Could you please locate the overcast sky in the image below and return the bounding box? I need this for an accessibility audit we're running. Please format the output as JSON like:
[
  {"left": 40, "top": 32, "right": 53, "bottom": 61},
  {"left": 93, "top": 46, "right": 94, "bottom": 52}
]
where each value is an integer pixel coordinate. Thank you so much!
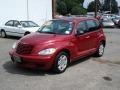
[
  {"left": 0, "top": 0, "right": 120, "bottom": 26},
  {"left": 83, "top": 0, "right": 120, "bottom": 8}
]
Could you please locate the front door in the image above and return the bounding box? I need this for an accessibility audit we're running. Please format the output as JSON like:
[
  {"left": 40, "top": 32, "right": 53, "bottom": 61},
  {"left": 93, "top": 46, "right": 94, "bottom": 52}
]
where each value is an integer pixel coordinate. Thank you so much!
[{"left": 75, "top": 21, "right": 91, "bottom": 57}]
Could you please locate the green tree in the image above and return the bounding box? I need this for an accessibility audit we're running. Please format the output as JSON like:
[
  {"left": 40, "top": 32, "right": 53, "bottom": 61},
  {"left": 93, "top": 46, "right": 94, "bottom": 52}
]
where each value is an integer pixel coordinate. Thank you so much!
[
  {"left": 74, "top": 0, "right": 84, "bottom": 6},
  {"left": 71, "top": 6, "right": 87, "bottom": 15},
  {"left": 57, "top": 0, "right": 67, "bottom": 15},
  {"left": 56, "top": 0, "right": 86, "bottom": 15},
  {"left": 87, "top": 1, "right": 95, "bottom": 12},
  {"left": 87, "top": 0, "right": 101, "bottom": 12},
  {"left": 103, "top": 0, "right": 118, "bottom": 13}
]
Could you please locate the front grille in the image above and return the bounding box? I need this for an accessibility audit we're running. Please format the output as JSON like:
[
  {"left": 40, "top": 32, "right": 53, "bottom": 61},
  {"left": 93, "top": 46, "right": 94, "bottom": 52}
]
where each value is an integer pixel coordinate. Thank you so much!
[{"left": 16, "top": 43, "right": 33, "bottom": 54}]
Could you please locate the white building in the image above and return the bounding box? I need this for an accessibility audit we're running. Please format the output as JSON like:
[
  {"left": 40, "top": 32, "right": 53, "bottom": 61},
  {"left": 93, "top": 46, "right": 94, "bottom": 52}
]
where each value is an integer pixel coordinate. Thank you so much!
[{"left": 0, "top": 0, "right": 52, "bottom": 26}]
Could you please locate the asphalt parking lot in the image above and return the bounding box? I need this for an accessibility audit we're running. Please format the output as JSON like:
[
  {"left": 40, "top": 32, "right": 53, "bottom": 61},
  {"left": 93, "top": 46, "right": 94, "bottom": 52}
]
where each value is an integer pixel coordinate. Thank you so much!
[{"left": 0, "top": 28, "right": 120, "bottom": 90}]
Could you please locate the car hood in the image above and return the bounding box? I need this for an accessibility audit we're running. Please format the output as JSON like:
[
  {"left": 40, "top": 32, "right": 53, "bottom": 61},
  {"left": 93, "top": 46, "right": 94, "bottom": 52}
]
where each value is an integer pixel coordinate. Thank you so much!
[
  {"left": 103, "top": 22, "right": 114, "bottom": 25},
  {"left": 22, "top": 27, "right": 40, "bottom": 32},
  {"left": 19, "top": 32, "right": 70, "bottom": 45}
]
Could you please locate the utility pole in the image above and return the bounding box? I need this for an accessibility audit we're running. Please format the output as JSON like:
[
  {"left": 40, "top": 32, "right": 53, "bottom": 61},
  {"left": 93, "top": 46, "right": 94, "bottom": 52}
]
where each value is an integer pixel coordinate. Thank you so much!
[
  {"left": 27, "top": 0, "right": 29, "bottom": 20},
  {"left": 52, "top": 0, "right": 56, "bottom": 19},
  {"left": 95, "top": 0, "right": 98, "bottom": 18},
  {"left": 110, "top": 0, "right": 112, "bottom": 14}
]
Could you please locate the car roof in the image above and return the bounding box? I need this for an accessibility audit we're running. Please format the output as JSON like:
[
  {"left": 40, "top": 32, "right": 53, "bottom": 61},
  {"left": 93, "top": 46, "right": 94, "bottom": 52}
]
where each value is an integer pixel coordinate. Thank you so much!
[{"left": 53, "top": 17, "right": 97, "bottom": 22}]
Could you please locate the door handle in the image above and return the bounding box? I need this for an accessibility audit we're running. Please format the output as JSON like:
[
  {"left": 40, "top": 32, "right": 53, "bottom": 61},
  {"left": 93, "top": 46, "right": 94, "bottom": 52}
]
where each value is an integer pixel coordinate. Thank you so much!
[{"left": 85, "top": 36, "right": 90, "bottom": 38}]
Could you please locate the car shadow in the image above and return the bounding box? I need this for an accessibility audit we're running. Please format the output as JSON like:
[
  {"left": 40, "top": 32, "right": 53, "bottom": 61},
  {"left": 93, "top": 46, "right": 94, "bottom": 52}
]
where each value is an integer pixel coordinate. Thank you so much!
[
  {"left": 0, "top": 36, "right": 21, "bottom": 40},
  {"left": 3, "top": 56, "right": 92, "bottom": 76},
  {"left": 3, "top": 61, "right": 47, "bottom": 76},
  {"left": 69, "top": 56, "right": 91, "bottom": 67}
]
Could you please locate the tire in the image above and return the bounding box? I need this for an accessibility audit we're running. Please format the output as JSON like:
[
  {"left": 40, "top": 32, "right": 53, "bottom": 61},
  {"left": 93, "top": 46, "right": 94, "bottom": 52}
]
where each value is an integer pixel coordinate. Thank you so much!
[
  {"left": 53, "top": 52, "right": 69, "bottom": 73},
  {"left": 24, "top": 32, "right": 30, "bottom": 36},
  {"left": 95, "top": 43, "right": 105, "bottom": 57},
  {"left": 1, "top": 30, "right": 7, "bottom": 38}
]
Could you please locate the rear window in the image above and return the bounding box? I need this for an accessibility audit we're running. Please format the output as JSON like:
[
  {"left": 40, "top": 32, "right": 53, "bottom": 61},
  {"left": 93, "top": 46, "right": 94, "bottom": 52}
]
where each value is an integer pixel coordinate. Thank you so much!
[
  {"left": 86, "top": 20, "right": 96, "bottom": 29},
  {"left": 86, "top": 20, "right": 100, "bottom": 31}
]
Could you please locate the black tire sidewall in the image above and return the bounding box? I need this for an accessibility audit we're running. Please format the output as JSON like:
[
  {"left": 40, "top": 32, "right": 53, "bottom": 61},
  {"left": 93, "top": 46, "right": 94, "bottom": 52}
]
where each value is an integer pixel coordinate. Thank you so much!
[
  {"left": 53, "top": 52, "right": 69, "bottom": 73},
  {"left": 1, "top": 31, "right": 6, "bottom": 38},
  {"left": 96, "top": 43, "right": 105, "bottom": 57}
]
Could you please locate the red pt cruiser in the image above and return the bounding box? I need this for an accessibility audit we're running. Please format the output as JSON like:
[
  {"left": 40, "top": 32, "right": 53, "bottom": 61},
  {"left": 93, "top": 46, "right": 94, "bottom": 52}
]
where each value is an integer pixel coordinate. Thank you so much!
[{"left": 9, "top": 17, "right": 106, "bottom": 73}]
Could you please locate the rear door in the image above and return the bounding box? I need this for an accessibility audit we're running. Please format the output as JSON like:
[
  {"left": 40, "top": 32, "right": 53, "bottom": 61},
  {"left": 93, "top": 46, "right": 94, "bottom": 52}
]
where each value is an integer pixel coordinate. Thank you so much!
[
  {"left": 12, "top": 20, "right": 24, "bottom": 37},
  {"left": 86, "top": 19, "right": 100, "bottom": 51}
]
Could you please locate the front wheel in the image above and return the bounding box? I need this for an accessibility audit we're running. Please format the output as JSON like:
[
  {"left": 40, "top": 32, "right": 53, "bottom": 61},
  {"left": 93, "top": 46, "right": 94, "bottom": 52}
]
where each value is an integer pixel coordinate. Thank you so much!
[
  {"left": 1, "top": 30, "right": 7, "bottom": 38},
  {"left": 53, "top": 52, "right": 69, "bottom": 73},
  {"left": 95, "top": 43, "right": 105, "bottom": 57}
]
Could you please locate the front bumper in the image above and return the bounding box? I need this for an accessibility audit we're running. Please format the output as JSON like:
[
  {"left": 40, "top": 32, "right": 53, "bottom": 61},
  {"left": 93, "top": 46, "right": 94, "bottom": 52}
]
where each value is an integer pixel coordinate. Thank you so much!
[{"left": 9, "top": 50, "right": 54, "bottom": 70}]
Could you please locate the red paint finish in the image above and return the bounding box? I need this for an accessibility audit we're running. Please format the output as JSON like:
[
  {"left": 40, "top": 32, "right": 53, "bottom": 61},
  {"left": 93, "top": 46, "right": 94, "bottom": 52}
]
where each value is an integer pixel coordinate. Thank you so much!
[{"left": 9, "top": 17, "right": 106, "bottom": 70}]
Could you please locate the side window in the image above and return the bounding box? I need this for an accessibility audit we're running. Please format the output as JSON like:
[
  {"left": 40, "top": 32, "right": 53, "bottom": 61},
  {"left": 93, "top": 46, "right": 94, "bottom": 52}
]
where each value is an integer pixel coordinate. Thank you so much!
[
  {"left": 95, "top": 20, "right": 102, "bottom": 29},
  {"left": 95, "top": 20, "right": 100, "bottom": 27},
  {"left": 21, "top": 22, "right": 28, "bottom": 27},
  {"left": 5, "top": 21, "right": 13, "bottom": 26},
  {"left": 14, "top": 21, "right": 20, "bottom": 27},
  {"left": 86, "top": 20, "right": 97, "bottom": 32},
  {"left": 77, "top": 21, "right": 87, "bottom": 34}
]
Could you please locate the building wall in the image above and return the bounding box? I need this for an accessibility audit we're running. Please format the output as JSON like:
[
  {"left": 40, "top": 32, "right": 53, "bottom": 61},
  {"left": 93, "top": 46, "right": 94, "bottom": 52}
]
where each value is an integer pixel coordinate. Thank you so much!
[{"left": 0, "top": 0, "right": 52, "bottom": 26}]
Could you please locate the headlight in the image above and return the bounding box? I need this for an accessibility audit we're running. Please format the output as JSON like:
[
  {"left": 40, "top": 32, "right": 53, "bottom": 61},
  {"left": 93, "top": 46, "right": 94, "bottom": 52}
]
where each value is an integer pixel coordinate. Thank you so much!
[
  {"left": 38, "top": 48, "right": 56, "bottom": 55},
  {"left": 12, "top": 42, "right": 17, "bottom": 49}
]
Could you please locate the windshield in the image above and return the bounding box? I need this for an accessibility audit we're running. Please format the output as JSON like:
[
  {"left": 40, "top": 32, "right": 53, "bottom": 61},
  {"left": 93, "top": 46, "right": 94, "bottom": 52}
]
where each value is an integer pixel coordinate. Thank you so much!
[
  {"left": 116, "top": 16, "right": 120, "bottom": 19},
  {"left": 20, "top": 21, "right": 39, "bottom": 27},
  {"left": 38, "top": 20, "right": 73, "bottom": 35},
  {"left": 103, "top": 18, "right": 112, "bottom": 22}
]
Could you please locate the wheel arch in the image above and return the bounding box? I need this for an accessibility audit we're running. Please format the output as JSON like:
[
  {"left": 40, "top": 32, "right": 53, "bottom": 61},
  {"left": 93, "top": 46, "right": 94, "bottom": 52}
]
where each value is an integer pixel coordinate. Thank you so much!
[
  {"left": 56, "top": 48, "right": 71, "bottom": 63},
  {"left": 100, "top": 40, "right": 106, "bottom": 47},
  {"left": 1, "top": 29, "right": 5, "bottom": 32}
]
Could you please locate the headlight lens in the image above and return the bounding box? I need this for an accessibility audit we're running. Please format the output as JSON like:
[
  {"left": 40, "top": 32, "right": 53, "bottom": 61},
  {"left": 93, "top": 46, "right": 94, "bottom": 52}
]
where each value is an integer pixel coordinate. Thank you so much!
[
  {"left": 12, "top": 42, "right": 17, "bottom": 49},
  {"left": 38, "top": 48, "right": 56, "bottom": 55}
]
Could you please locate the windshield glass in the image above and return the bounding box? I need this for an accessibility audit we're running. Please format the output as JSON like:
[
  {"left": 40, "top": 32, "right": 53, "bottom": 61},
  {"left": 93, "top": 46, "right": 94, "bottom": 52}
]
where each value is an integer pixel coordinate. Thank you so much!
[
  {"left": 20, "top": 21, "right": 39, "bottom": 27},
  {"left": 38, "top": 20, "right": 73, "bottom": 35},
  {"left": 116, "top": 16, "right": 120, "bottom": 19},
  {"left": 103, "top": 18, "right": 112, "bottom": 22}
]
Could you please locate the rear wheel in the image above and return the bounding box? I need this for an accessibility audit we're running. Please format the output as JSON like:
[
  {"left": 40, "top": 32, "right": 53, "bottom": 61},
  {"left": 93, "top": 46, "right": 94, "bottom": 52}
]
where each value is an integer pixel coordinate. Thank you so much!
[
  {"left": 1, "top": 30, "right": 7, "bottom": 38},
  {"left": 95, "top": 43, "right": 105, "bottom": 57},
  {"left": 53, "top": 52, "right": 69, "bottom": 73}
]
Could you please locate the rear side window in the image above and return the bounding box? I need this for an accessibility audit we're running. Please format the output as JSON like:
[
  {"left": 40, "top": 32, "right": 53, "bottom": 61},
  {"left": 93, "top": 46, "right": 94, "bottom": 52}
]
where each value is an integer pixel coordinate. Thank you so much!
[
  {"left": 5, "top": 21, "right": 14, "bottom": 26},
  {"left": 86, "top": 20, "right": 99, "bottom": 32}
]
